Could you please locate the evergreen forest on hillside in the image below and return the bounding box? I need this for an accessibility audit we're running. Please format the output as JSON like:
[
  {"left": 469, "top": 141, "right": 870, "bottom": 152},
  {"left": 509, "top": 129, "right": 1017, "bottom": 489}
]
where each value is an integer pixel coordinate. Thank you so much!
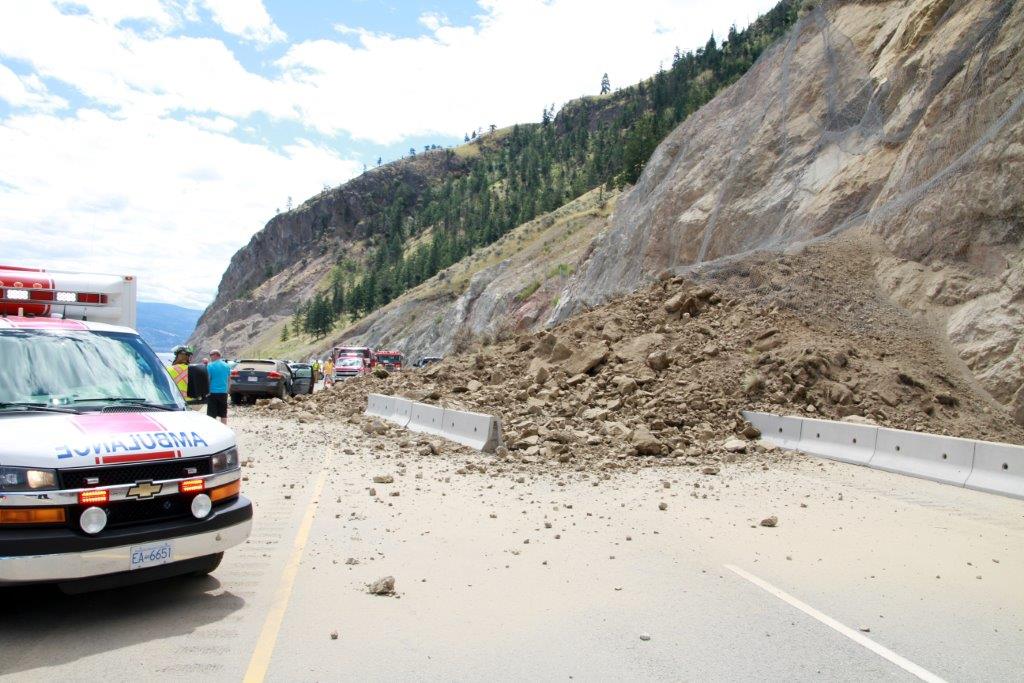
[{"left": 295, "top": 0, "right": 800, "bottom": 338}]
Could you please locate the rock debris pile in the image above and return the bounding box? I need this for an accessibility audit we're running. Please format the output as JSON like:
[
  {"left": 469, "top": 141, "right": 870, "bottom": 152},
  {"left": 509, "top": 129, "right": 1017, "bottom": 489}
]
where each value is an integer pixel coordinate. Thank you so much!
[{"left": 254, "top": 254, "right": 1023, "bottom": 474}]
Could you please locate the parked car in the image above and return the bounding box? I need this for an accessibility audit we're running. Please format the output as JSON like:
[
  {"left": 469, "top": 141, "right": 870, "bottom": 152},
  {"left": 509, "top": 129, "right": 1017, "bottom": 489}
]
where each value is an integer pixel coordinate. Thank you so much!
[
  {"left": 229, "top": 359, "right": 293, "bottom": 404},
  {"left": 334, "top": 356, "right": 368, "bottom": 380},
  {"left": 288, "top": 362, "right": 315, "bottom": 395},
  {"left": 413, "top": 356, "right": 443, "bottom": 368}
]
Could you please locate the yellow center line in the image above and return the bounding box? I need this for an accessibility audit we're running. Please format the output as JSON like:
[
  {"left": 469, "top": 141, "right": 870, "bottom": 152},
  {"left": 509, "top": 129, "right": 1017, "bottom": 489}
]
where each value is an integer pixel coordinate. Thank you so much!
[{"left": 243, "top": 465, "right": 328, "bottom": 683}]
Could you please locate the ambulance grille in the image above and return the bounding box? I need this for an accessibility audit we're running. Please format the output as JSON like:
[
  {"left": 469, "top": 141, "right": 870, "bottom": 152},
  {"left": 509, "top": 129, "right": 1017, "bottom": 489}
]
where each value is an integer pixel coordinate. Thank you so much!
[
  {"left": 104, "top": 496, "right": 190, "bottom": 527},
  {"left": 59, "top": 457, "right": 212, "bottom": 489}
]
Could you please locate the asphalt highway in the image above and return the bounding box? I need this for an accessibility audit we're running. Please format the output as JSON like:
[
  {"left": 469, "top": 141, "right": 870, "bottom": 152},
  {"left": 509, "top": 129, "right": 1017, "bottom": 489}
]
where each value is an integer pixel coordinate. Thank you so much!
[{"left": 2, "top": 411, "right": 1022, "bottom": 682}]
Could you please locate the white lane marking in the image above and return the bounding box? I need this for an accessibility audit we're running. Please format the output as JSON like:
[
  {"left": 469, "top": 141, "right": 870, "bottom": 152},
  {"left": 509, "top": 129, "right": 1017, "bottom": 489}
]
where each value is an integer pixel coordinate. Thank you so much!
[{"left": 725, "top": 564, "right": 947, "bottom": 683}]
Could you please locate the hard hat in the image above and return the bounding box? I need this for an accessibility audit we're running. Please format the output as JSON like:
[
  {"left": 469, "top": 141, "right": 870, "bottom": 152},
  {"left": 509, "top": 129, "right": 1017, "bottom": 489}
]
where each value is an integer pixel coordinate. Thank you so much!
[{"left": 172, "top": 344, "right": 195, "bottom": 355}]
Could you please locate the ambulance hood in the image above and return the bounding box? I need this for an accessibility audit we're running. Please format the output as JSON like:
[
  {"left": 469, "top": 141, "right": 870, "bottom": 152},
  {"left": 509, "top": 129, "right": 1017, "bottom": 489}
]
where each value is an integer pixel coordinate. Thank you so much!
[{"left": 0, "top": 410, "right": 234, "bottom": 469}]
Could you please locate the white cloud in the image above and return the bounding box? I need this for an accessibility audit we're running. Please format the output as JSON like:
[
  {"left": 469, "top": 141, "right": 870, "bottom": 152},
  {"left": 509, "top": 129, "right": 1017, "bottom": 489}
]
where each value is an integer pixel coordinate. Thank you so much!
[
  {"left": 0, "top": 2, "right": 292, "bottom": 121},
  {"left": 0, "top": 64, "right": 68, "bottom": 112},
  {"left": 1, "top": 0, "right": 778, "bottom": 141},
  {"left": 55, "top": 0, "right": 180, "bottom": 30},
  {"left": 0, "top": 110, "right": 359, "bottom": 308},
  {"left": 184, "top": 114, "right": 238, "bottom": 133},
  {"left": 0, "top": 0, "right": 782, "bottom": 308},
  {"left": 199, "top": 0, "right": 286, "bottom": 45},
  {"left": 418, "top": 12, "right": 449, "bottom": 32},
  {"left": 276, "top": 0, "right": 780, "bottom": 143}
]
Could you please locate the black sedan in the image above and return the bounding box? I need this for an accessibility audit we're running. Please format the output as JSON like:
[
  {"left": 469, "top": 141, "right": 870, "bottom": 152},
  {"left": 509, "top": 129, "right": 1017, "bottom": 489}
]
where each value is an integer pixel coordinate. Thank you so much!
[{"left": 230, "top": 359, "right": 294, "bottom": 404}]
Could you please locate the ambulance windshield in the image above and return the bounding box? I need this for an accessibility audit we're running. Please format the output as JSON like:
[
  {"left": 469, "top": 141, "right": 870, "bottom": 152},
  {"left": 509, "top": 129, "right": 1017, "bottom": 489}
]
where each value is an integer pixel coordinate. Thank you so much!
[{"left": 0, "top": 329, "right": 183, "bottom": 410}]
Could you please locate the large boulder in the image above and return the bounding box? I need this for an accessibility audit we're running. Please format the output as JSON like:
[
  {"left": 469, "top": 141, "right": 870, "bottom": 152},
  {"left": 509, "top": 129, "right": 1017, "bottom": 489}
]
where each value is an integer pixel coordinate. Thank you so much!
[
  {"left": 631, "top": 427, "right": 664, "bottom": 455},
  {"left": 562, "top": 343, "right": 609, "bottom": 376},
  {"left": 615, "top": 333, "right": 665, "bottom": 364}
]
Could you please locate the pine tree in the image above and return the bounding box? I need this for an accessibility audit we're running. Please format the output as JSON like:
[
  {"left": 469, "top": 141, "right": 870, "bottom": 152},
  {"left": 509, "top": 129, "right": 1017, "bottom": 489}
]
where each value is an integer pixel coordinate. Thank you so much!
[
  {"left": 600, "top": 72, "right": 610, "bottom": 94},
  {"left": 280, "top": 324, "right": 289, "bottom": 342},
  {"left": 305, "top": 293, "right": 333, "bottom": 339},
  {"left": 330, "top": 274, "right": 346, "bottom": 317}
]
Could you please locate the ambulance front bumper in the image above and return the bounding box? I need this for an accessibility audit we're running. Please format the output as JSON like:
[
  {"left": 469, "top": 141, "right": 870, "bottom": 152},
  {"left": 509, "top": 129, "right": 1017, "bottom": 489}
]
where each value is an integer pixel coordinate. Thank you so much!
[{"left": 0, "top": 496, "right": 252, "bottom": 584}]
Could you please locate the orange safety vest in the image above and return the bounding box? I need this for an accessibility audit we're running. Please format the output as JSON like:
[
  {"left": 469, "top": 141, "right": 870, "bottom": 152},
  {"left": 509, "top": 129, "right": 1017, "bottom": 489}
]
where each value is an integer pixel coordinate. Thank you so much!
[{"left": 168, "top": 363, "right": 189, "bottom": 398}]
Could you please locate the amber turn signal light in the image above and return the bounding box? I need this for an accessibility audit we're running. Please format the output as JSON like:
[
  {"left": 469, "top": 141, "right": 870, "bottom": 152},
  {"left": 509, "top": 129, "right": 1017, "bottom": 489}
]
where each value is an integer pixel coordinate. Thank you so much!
[
  {"left": 0, "top": 507, "right": 66, "bottom": 524},
  {"left": 210, "top": 479, "right": 240, "bottom": 502}
]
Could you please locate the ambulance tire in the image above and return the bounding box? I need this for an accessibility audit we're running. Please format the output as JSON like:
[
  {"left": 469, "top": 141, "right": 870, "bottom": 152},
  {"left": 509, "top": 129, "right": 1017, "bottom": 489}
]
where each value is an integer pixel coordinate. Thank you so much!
[
  {"left": 191, "top": 552, "right": 224, "bottom": 577},
  {"left": 230, "top": 392, "right": 243, "bottom": 405}
]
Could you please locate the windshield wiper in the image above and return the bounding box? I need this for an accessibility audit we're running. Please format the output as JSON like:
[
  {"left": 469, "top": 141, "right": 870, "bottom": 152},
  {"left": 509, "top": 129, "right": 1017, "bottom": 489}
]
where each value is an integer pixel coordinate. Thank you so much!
[
  {"left": 0, "top": 402, "right": 82, "bottom": 414},
  {"left": 72, "top": 397, "right": 176, "bottom": 411}
]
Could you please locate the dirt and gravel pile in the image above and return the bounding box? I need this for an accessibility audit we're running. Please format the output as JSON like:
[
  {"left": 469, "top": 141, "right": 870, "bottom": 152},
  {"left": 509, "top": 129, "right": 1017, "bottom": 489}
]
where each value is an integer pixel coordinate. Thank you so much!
[{"left": 253, "top": 238, "right": 1023, "bottom": 474}]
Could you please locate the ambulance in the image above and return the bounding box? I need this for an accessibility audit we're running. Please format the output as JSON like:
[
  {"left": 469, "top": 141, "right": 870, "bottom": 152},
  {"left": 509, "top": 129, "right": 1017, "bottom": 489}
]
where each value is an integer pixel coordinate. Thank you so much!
[{"left": 0, "top": 265, "right": 252, "bottom": 592}]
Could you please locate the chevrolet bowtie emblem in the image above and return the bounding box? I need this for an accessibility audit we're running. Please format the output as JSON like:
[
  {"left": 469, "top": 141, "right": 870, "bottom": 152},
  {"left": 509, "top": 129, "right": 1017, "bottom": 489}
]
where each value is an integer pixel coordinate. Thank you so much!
[{"left": 126, "top": 480, "right": 162, "bottom": 500}]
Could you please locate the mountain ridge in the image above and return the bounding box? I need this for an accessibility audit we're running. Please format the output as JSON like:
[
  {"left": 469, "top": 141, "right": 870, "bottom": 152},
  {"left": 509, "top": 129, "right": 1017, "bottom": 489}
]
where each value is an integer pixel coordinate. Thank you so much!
[
  {"left": 137, "top": 301, "right": 201, "bottom": 352},
  {"left": 189, "top": 0, "right": 801, "bottom": 355}
]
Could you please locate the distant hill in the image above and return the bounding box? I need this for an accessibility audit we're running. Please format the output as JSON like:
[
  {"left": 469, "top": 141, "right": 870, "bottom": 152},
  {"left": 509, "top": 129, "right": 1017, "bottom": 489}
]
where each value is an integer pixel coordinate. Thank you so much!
[
  {"left": 137, "top": 301, "right": 202, "bottom": 352},
  {"left": 190, "top": 0, "right": 800, "bottom": 356}
]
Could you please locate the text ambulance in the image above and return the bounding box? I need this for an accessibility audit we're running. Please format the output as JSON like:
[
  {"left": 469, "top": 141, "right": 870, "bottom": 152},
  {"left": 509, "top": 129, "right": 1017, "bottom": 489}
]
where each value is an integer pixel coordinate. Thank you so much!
[{"left": 0, "top": 265, "right": 252, "bottom": 592}]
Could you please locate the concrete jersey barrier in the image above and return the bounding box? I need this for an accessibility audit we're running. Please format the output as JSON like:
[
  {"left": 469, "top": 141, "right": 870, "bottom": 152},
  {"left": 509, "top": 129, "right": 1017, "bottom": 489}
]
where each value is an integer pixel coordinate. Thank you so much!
[
  {"left": 390, "top": 397, "right": 413, "bottom": 428},
  {"left": 743, "top": 410, "right": 1024, "bottom": 501},
  {"left": 365, "top": 394, "right": 393, "bottom": 420},
  {"left": 797, "top": 417, "right": 878, "bottom": 466},
  {"left": 407, "top": 402, "right": 447, "bottom": 438},
  {"left": 871, "top": 427, "right": 975, "bottom": 487},
  {"left": 441, "top": 408, "right": 502, "bottom": 452},
  {"left": 742, "top": 411, "right": 802, "bottom": 450},
  {"left": 964, "top": 440, "right": 1024, "bottom": 500},
  {"left": 365, "top": 395, "right": 504, "bottom": 452}
]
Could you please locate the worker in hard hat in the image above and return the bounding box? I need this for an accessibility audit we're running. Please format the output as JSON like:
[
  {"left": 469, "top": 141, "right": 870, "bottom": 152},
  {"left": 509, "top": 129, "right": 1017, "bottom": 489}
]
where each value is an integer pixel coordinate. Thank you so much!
[{"left": 168, "top": 345, "right": 194, "bottom": 399}]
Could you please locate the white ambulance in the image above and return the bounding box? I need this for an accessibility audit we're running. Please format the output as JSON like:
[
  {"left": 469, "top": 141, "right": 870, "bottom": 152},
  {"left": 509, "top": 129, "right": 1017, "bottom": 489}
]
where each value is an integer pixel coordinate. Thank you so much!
[{"left": 0, "top": 265, "right": 252, "bottom": 592}]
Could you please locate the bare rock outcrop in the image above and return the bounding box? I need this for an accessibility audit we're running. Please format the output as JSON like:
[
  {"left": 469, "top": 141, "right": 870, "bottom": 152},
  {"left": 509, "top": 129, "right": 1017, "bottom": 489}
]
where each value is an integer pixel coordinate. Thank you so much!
[{"left": 552, "top": 0, "right": 1024, "bottom": 422}]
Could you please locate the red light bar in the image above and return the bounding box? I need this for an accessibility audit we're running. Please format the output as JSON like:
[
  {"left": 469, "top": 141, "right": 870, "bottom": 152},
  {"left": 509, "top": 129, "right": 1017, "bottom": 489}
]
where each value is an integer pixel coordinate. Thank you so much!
[
  {"left": 79, "top": 489, "right": 110, "bottom": 505},
  {"left": 179, "top": 479, "right": 205, "bottom": 494}
]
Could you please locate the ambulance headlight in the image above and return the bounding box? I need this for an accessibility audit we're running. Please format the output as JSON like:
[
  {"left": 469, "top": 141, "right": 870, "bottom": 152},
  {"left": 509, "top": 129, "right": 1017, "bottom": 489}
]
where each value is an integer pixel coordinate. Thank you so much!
[
  {"left": 0, "top": 466, "right": 58, "bottom": 492},
  {"left": 211, "top": 447, "right": 239, "bottom": 472}
]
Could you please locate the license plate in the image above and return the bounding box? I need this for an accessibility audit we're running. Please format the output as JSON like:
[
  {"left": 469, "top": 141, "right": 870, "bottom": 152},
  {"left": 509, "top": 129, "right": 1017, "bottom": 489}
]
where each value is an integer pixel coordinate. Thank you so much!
[
  {"left": 129, "top": 541, "right": 173, "bottom": 570},
  {"left": 247, "top": 376, "right": 258, "bottom": 382}
]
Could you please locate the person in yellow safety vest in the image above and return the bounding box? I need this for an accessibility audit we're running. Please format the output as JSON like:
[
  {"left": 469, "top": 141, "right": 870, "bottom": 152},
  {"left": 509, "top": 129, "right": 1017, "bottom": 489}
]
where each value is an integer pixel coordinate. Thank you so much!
[
  {"left": 323, "top": 357, "right": 334, "bottom": 388},
  {"left": 168, "top": 345, "right": 194, "bottom": 399}
]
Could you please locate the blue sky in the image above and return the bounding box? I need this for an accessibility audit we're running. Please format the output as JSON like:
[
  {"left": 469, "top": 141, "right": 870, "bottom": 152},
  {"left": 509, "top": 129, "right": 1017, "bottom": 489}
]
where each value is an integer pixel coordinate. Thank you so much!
[{"left": 0, "top": 0, "right": 779, "bottom": 309}]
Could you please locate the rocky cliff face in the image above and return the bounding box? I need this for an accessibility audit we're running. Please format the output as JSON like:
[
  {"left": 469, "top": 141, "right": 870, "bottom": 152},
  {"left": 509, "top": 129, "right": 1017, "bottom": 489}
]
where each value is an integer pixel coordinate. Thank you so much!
[
  {"left": 194, "top": 0, "right": 1022, "bottom": 424},
  {"left": 189, "top": 152, "right": 468, "bottom": 353},
  {"left": 335, "top": 189, "right": 617, "bottom": 361},
  {"left": 553, "top": 0, "right": 1024, "bottom": 421}
]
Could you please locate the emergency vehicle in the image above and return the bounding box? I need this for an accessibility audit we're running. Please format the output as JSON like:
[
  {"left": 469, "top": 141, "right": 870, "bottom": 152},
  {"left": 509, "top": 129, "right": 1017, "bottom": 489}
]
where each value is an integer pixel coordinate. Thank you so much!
[
  {"left": 0, "top": 265, "right": 252, "bottom": 592},
  {"left": 375, "top": 350, "right": 403, "bottom": 371},
  {"left": 332, "top": 346, "right": 375, "bottom": 381}
]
